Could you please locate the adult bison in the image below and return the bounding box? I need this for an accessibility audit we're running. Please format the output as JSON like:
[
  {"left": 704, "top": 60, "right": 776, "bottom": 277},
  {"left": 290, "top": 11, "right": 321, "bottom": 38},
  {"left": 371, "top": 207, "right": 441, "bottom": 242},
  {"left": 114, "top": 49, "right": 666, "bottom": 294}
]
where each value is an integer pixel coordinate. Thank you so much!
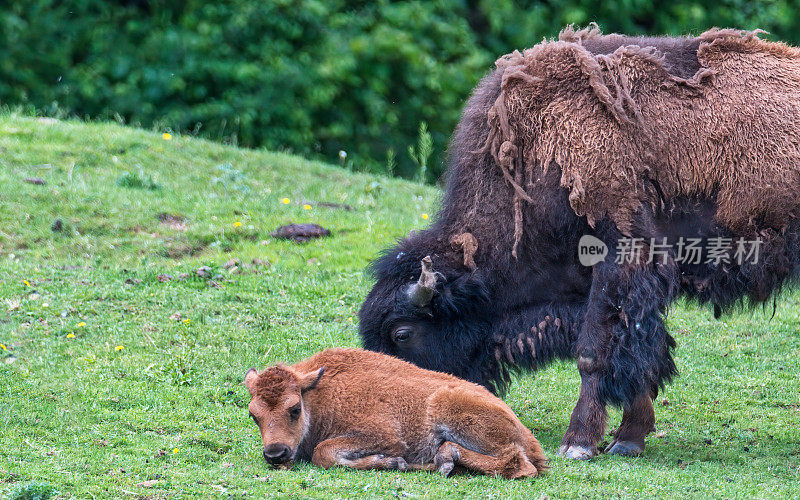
[{"left": 359, "top": 26, "right": 800, "bottom": 460}]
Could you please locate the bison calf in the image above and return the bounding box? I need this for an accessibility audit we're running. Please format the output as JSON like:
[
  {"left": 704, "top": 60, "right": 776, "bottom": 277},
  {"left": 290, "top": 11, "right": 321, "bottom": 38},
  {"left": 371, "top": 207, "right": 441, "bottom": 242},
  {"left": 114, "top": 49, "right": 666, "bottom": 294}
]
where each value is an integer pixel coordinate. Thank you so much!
[{"left": 244, "top": 348, "right": 546, "bottom": 479}]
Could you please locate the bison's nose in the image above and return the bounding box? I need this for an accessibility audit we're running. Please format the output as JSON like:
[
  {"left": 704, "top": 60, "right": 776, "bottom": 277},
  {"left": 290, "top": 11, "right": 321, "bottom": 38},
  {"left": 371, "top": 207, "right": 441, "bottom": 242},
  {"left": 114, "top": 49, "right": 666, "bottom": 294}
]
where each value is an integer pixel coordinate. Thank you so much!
[{"left": 263, "top": 443, "right": 291, "bottom": 464}]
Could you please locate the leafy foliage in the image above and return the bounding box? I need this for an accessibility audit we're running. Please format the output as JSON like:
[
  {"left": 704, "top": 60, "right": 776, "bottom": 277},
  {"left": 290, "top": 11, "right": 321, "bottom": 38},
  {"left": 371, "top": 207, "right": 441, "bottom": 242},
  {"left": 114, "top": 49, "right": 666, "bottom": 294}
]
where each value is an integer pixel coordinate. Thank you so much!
[
  {"left": 1, "top": 0, "right": 798, "bottom": 180},
  {"left": 5, "top": 482, "right": 58, "bottom": 500},
  {"left": 408, "top": 122, "right": 433, "bottom": 184}
]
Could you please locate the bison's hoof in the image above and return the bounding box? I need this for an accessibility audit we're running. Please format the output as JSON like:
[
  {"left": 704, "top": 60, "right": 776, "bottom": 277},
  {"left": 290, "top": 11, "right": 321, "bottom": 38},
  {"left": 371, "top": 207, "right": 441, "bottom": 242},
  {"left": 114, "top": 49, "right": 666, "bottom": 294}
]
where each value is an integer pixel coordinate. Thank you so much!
[
  {"left": 434, "top": 452, "right": 457, "bottom": 476},
  {"left": 558, "top": 444, "right": 597, "bottom": 460},
  {"left": 436, "top": 459, "right": 455, "bottom": 477},
  {"left": 387, "top": 457, "right": 408, "bottom": 471},
  {"left": 604, "top": 439, "right": 644, "bottom": 457}
]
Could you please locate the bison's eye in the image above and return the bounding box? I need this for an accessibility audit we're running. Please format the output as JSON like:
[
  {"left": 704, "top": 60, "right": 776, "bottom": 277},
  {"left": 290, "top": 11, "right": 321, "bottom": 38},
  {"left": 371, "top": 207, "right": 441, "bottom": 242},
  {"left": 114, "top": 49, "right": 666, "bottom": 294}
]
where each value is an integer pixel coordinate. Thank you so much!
[
  {"left": 393, "top": 327, "right": 413, "bottom": 343},
  {"left": 289, "top": 404, "right": 301, "bottom": 420}
]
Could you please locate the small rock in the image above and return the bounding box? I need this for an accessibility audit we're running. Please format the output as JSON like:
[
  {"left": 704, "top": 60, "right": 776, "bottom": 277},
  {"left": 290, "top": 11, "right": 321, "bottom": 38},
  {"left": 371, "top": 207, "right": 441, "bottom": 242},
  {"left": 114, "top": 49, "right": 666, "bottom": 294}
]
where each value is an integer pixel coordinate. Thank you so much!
[
  {"left": 252, "top": 257, "right": 270, "bottom": 267},
  {"left": 24, "top": 177, "right": 46, "bottom": 185},
  {"left": 229, "top": 266, "right": 241, "bottom": 275},
  {"left": 169, "top": 312, "right": 182, "bottom": 321},
  {"left": 124, "top": 278, "right": 142, "bottom": 285},
  {"left": 196, "top": 266, "right": 213, "bottom": 278},
  {"left": 51, "top": 219, "right": 63, "bottom": 232},
  {"left": 223, "top": 258, "right": 240, "bottom": 270},
  {"left": 157, "top": 274, "right": 173, "bottom": 283},
  {"left": 139, "top": 480, "right": 159, "bottom": 488},
  {"left": 177, "top": 272, "right": 190, "bottom": 280},
  {"left": 213, "top": 274, "right": 224, "bottom": 280}
]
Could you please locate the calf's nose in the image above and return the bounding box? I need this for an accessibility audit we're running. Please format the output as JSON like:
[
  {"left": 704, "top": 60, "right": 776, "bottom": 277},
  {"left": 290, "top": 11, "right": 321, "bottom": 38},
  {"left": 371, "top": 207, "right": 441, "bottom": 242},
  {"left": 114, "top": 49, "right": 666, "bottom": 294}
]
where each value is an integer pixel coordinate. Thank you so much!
[{"left": 263, "top": 443, "right": 291, "bottom": 464}]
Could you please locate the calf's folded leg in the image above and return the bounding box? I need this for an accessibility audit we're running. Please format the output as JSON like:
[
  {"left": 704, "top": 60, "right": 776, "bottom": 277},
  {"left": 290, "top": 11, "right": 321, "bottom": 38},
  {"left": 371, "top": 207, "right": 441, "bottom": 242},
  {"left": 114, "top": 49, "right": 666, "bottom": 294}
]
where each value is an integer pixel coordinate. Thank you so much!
[
  {"left": 435, "top": 442, "right": 539, "bottom": 479},
  {"left": 427, "top": 387, "right": 546, "bottom": 478},
  {"left": 311, "top": 436, "right": 411, "bottom": 471}
]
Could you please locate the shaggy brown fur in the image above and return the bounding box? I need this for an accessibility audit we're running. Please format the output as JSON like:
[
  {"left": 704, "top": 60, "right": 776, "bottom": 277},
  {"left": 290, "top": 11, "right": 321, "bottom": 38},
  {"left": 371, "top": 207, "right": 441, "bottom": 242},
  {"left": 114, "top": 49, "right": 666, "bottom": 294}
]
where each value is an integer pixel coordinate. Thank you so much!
[
  {"left": 244, "top": 348, "right": 546, "bottom": 479},
  {"left": 484, "top": 25, "right": 800, "bottom": 251},
  {"left": 450, "top": 232, "right": 479, "bottom": 269}
]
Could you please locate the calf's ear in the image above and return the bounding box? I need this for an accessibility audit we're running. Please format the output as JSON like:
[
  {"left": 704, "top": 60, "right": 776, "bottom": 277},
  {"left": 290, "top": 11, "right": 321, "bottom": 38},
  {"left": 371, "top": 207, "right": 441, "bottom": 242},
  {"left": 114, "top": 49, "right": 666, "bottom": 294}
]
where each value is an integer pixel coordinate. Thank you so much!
[
  {"left": 299, "top": 367, "right": 325, "bottom": 393},
  {"left": 243, "top": 368, "right": 259, "bottom": 393}
]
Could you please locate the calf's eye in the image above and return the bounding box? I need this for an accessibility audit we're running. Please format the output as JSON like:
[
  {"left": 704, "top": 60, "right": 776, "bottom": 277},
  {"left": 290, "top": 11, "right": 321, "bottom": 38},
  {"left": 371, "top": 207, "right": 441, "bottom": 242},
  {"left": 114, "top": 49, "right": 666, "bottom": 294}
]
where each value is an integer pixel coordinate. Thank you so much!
[
  {"left": 289, "top": 405, "right": 301, "bottom": 420},
  {"left": 393, "top": 327, "right": 412, "bottom": 343}
]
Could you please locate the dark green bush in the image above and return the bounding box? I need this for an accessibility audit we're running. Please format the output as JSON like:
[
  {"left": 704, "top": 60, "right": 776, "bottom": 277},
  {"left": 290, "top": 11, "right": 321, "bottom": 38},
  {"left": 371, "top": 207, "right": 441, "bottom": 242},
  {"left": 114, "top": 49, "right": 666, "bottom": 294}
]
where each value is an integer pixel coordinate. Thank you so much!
[{"left": 1, "top": 0, "right": 798, "bottom": 180}]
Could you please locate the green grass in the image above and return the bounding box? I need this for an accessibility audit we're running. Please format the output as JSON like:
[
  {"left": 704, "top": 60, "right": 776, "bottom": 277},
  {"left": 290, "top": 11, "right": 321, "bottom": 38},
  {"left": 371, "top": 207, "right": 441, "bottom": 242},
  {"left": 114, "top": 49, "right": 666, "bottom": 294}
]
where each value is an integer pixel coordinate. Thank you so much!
[{"left": 0, "top": 113, "right": 798, "bottom": 499}]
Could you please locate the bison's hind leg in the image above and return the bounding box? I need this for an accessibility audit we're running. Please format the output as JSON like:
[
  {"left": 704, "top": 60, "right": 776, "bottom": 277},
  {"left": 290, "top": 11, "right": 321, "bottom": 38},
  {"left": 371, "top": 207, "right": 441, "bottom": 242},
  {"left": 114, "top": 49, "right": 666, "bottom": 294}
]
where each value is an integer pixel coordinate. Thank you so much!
[
  {"left": 427, "top": 387, "right": 546, "bottom": 479},
  {"left": 435, "top": 442, "right": 539, "bottom": 479},
  {"left": 605, "top": 389, "right": 656, "bottom": 456}
]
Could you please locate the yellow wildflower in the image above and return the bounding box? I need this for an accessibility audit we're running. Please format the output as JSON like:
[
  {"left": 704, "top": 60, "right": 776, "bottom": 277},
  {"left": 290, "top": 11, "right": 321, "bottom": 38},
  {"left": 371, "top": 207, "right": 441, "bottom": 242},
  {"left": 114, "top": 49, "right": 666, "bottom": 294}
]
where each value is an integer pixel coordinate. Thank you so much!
[
  {"left": 173, "top": 448, "right": 179, "bottom": 454},
  {"left": 182, "top": 318, "right": 191, "bottom": 324},
  {"left": 23, "top": 280, "right": 30, "bottom": 287},
  {"left": 0, "top": 344, "right": 7, "bottom": 351},
  {"left": 302, "top": 204, "right": 312, "bottom": 210},
  {"left": 76, "top": 322, "right": 86, "bottom": 327},
  {"left": 66, "top": 334, "right": 75, "bottom": 339},
  {"left": 234, "top": 221, "right": 242, "bottom": 228},
  {"left": 281, "top": 198, "right": 290, "bottom": 205},
  {"left": 162, "top": 132, "right": 172, "bottom": 140},
  {"left": 421, "top": 213, "right": 429, "bottom": 220},
  {"left": 115, "top": 345, "right": 124, "bottom": 351}
]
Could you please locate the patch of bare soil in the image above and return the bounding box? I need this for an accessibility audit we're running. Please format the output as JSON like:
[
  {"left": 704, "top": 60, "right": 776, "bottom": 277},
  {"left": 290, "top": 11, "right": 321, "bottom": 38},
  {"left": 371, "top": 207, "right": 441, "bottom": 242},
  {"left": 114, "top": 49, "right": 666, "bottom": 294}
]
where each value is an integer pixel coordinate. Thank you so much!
[
  {"left": 158, "top": 213, "right": 188, "bottom": 231},
  {"left": 270, "top": 223, "right": 331, "bottom": 242}
]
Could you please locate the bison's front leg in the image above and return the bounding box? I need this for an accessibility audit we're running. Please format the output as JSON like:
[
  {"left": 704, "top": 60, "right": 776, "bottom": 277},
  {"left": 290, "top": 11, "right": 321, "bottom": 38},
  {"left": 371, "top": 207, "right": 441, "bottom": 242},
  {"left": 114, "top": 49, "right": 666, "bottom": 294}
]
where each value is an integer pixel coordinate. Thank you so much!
[
  {"left": 559, "top": 368, "right": 606, "bottom": 459},
  {"left": 312, "top": 436, "right": 411, "bottom": 471},
  {"left": 561, "top": 227, "right": 678, "bottom": 460}
]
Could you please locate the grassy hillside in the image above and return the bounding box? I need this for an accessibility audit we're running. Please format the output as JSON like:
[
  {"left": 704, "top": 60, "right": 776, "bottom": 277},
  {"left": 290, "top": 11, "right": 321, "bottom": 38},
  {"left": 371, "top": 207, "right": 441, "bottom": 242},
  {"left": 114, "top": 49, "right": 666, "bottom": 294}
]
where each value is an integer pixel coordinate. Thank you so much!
[{"left": 0, "top": 114, "right": 798, "bottom": 499}]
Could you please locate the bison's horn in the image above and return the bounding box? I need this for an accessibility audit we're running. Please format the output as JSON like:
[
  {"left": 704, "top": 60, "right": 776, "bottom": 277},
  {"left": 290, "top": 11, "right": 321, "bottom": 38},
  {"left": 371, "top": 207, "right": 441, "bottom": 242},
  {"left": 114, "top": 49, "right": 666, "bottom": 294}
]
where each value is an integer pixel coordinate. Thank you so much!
[{"left": 407, "top": 256, "right": 438, "bottom": 308}]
